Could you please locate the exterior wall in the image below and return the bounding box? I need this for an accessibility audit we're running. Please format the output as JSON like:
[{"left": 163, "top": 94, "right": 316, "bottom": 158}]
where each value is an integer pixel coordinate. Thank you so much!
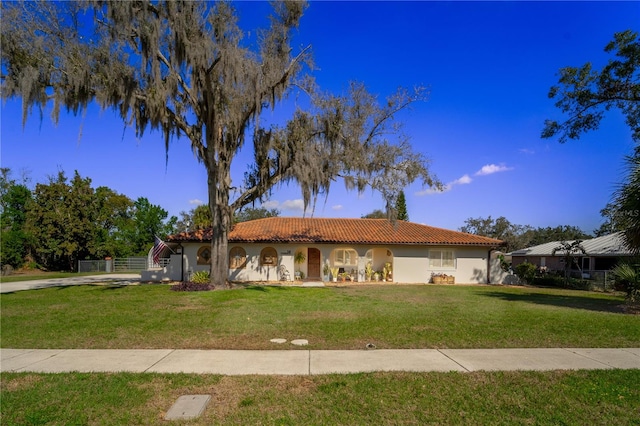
[
  {"left": 489, "top": 252, "right": 512, "bottom": 284},
  {"left": 386, "top": 246, "right": 490, "bottom": 284},
  {"left": 512, "top": 255, "right": 565, "bottom": 272},
  {"left": 184, "top": 242, "right": 298, "bottom": 282},
  {"left": 155, "top": 242, "right": 494, "bottom": 284},
  {"left": 455, "top": 247, "right": 492, "bottom": 284},
  {"left": 140, "top": 254, "right": 183, "bottom": 281}
]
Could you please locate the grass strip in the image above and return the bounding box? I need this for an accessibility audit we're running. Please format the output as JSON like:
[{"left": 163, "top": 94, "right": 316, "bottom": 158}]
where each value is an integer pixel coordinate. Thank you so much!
[
  {"left": 1, "top": 284, "right": 638, "bottom": 349},
  {"left": 2, "top": 370, "right": 639, "bottom": 425}
]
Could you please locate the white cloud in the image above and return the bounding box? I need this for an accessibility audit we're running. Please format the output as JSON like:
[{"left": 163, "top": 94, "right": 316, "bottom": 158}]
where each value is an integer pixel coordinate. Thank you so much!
[
  {"left": 417, "top": 164, "right": 513, "bottom": 196},
  {"left": 332, "top": 204, "right": 343, "bottom": 210},
  {"left": 416, "top": 187, "right": 443, "bottom": 196},
  {"left": 475, "top": 164, "right": 513, "bottom": 176},
  {"left": 519, "top": 148, "right": 535, "bottom": 155},
  {"left": 189, "top": 199, "right": 204, "bottom": 205},
  {"left": 280, "top": 199, "right": 305, "bottom": 211},
  {"left": 453, "top": 174, "right": 472, "bottom": 185},
  {"left": 261, "top": 200, "right": 280, "bottom": 209},
  {"left": 259, "top": 199, "right": 306, "bottom": 212},
  {"left": 416, "top": 174, "right": 472, "bottom": 196}
]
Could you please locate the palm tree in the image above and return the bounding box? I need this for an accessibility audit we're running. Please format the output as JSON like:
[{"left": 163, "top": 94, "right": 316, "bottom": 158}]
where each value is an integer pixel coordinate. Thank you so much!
[
  {"left": 613, "top": 149, "right": 640, "bottom": 254},
  {"left": 612, "top": 262, "right": 640, "bottom": 303}
]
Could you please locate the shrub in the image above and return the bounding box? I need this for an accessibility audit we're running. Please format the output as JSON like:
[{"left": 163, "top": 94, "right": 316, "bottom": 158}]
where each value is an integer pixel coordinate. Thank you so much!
[
  {"left": 533, "top": 275, "right": 565, "bottom": 288},
  {"left": 191, "top": 270, "right": 210, "bottom": 284},
  {"left": 169, "top": 270, "right": 213, "bottom": 291},
  {"left": 170, "top": 282, "right": 213, "bottom": 292},
  {"left": 612, "top": 263, "right": 640, "bottom": 303},
  {"left": 514, "top": 262, "right": 537, "bottom": 285}
]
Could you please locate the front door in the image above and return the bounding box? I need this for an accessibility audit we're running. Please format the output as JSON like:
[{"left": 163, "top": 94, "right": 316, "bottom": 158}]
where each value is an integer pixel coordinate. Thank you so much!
[{"left": 308, "top": 248, "right": 321, "bottom": 279}]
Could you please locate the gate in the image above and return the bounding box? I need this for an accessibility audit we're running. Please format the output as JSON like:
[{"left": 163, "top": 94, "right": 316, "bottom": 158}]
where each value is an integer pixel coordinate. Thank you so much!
[{"left": 78, "top": 257, "right": 149, "bottom": 273}]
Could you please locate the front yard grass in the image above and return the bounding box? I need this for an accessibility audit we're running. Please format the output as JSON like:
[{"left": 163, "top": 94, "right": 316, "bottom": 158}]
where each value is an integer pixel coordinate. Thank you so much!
[
  {"left": 1, "top": 284, "right": 638, "bottom": 349},
  {"left": 2, "top": 370, "right": 639, "bottom": 425},
  {"left": 2, "top": 284, "right": 639, "bottom": 425}
]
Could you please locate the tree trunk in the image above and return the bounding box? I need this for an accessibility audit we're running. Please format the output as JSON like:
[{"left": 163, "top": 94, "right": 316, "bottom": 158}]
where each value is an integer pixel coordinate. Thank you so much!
[{"left": 206, "top": 149, "right": 233, "bottom": 289}]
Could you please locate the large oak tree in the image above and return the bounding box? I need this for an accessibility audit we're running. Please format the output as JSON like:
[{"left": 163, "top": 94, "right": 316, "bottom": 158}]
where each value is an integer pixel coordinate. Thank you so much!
[{"left": 1, "top": 1, "right": 439, "bottom": 287}]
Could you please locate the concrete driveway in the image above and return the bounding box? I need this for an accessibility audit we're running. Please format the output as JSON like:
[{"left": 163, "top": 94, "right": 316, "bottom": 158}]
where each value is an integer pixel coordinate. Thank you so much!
[{"left": 0, "top": 274, "right": 142, "bottom": 294}]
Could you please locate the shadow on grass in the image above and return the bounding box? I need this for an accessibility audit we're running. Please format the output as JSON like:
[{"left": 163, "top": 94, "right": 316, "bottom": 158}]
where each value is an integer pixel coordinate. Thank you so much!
[
  {"left": 479, "top": 291, "right": 626, "bottom": 314},
  {"left": 244, "top": 285, "right": 302, "bottom": 292}
]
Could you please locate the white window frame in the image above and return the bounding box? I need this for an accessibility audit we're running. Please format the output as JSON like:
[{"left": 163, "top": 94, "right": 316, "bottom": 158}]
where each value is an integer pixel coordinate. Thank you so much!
[
  {"left": 365, "top": 249, "right": 373, "bottom": 265},
  {"left": 429, "top": 249, "right": 455, "bottom": 269},
  {"left": 334, "top": 249, "right": 357, "bottom": 266}
]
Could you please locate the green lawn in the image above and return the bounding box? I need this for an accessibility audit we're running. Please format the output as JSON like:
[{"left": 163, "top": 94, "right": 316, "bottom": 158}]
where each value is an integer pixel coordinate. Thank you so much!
[
  {"left": 2, "top": 370, "right": 639, "bottom": 425},
  {"left": 2, "top": 284, "right": 639, "bottom": 425},
  {"left": 1, "top": 284, "right": 638, "bottom": 349}
]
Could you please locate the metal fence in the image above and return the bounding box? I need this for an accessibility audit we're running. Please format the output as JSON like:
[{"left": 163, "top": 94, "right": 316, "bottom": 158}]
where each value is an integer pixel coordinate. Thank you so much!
[
  {"left": 78, "top": 257, "right": 170, "bottom": 273},
  {"left": 77, "top": 259, "right": 107, "bottom": 273},
  {"left": 575, "top": 270, "right": 617, "bottom": 292},
  {"left": 114, "top": 257, "right": 147, "bottom": 271},
  {"left": 500, "top": 269, "right": 619, "bottom": 292}
]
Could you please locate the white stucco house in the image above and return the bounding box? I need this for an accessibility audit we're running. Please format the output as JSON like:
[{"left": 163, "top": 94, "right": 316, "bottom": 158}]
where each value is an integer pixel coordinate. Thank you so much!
[{"left": 141, "top": 217, "right": 504, "bottom": 284}]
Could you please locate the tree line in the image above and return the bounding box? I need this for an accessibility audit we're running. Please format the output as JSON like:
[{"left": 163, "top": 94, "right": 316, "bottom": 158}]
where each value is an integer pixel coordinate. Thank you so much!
[
  {"left": 0, "top": 168, "right": 176, "bottom": 271},
  {"left": 0, "top": 167, "right": 280, "bottom": 272},
  {"left": 458, "top": 216, "right": 595, "bottom": 253}
]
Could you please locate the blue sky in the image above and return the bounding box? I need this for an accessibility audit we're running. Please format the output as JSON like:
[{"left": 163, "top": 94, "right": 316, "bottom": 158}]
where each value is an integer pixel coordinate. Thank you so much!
[{"left": 2, "top": 1, "right": 639, "bottom": 234}]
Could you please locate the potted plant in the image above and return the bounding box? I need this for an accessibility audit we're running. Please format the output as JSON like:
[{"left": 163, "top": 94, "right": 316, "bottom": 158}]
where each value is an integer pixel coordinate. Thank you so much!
[
  {"left": 374, "top": 271, "right": 381, "bottom": 282},
  {"left": 383, "top": 262, "right": 393, "bottom": 281},
  {"left": 431, "top": 273, "right": 454, "bottom": 284},
  {"left": 323, "top": 263, "right": 330, "bottom": 282},
  {"left": 330, "top": 267, "right": 339, "bottom": 282},
  {"left": 294, "top": 251, "right": 306, "bottom": 280},
  {"left": 365, "top": 262, "right": 373, "bottom": 281}
]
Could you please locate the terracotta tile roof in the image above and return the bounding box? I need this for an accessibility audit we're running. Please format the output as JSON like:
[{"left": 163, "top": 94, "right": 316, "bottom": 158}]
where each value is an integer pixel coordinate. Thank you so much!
[{"left": 168, "top": 217, "right": 504, "bottom": 247}]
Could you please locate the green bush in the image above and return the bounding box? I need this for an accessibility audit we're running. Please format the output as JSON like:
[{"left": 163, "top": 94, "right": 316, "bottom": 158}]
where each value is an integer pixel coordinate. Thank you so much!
[
  {"left": 612, "top": 263, "right": 640, "bottom": 303},
  {"left": 514, "top": 262, "right": 537, "bottom": 284},
  {"left": 190, "top": 270, "right": 210, "bottom": 284},
  {"left": 533, "top": 275, "right": 565, "bottom": 288}
]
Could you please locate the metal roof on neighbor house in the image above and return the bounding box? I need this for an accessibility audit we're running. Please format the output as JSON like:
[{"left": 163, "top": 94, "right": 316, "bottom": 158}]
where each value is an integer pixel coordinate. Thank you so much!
[
  {"left": 168, "top": 217, "right": 504, "bottom": 247},
  {"left": 510, "top": 232, "right": 632, "bottom": 257}
]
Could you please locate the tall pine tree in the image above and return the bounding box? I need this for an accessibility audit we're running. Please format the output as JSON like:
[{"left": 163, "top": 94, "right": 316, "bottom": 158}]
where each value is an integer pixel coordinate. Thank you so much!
[{"left": 396, "top": 191, "right": 409, "bottom": 221}]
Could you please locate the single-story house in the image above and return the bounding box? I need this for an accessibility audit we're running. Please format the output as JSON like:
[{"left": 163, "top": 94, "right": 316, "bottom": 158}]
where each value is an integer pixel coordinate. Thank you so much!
[
  {"left": 510, "top": 232, "right": 634, "bottom": 275},
  {"left": 142, "top": 217, "right": 504, "bottom": 284}
]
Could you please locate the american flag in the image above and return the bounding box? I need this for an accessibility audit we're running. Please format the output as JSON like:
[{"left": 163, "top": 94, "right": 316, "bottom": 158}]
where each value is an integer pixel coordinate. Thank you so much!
[{"left": 152, "top": 236, "right": 169, "bottom": 264}]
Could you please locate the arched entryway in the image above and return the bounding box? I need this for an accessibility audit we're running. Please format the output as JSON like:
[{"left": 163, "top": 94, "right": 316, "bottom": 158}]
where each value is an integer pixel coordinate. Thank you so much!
[
  {"left": 307, "top": 248, "right": 321, "bottom": 279},
  {"left": 364, "top": 248, "right": 394, "bottom": 281}
]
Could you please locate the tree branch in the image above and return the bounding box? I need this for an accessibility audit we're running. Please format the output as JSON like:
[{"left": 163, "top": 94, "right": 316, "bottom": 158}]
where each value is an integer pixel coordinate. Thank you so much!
[{"left": 155, "top": 50, "right": 199, "bottom": 114}]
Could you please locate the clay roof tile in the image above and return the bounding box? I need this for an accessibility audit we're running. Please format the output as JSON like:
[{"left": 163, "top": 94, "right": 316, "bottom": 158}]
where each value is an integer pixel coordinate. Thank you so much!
[{"left": 167, "top": 217, "right": 503, "bottom": 247}]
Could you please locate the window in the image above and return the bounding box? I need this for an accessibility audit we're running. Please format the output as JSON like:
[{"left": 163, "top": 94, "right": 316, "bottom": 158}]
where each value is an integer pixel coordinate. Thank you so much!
[
  {"left": 229, "top": 247, "right": 247, "bottom": 269},
  {"left": 581, "top": 257, "right": 591, "bottom": 271},
  {"left": 365, "top": 250, "right": 373, "bottom": 265},
  {"left": 260, "top": 247, "right": 277, "bottom": 266},
  {"left": 197, "top": 246, "right": 211, "bottom": 265},
  {"left": 429, "top": 250, "right": 455, "bottom": 269},
  {"left": 335, "top": 249, "right": 357, "bottom": 266}
]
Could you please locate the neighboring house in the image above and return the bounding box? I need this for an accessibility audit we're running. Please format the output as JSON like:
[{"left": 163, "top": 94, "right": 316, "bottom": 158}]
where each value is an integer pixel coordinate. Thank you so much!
[
  {"left": 142, "top": 217, "right": 504, "bottom": 284},
  {"left": 510, "top": 232, "right": 633, "bottom": 275}
]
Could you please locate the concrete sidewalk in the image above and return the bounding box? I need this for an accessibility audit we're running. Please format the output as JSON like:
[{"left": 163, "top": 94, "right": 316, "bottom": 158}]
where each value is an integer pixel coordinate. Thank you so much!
[{"left": 2, "top": 348, "right": 639, "bottom": 375}]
